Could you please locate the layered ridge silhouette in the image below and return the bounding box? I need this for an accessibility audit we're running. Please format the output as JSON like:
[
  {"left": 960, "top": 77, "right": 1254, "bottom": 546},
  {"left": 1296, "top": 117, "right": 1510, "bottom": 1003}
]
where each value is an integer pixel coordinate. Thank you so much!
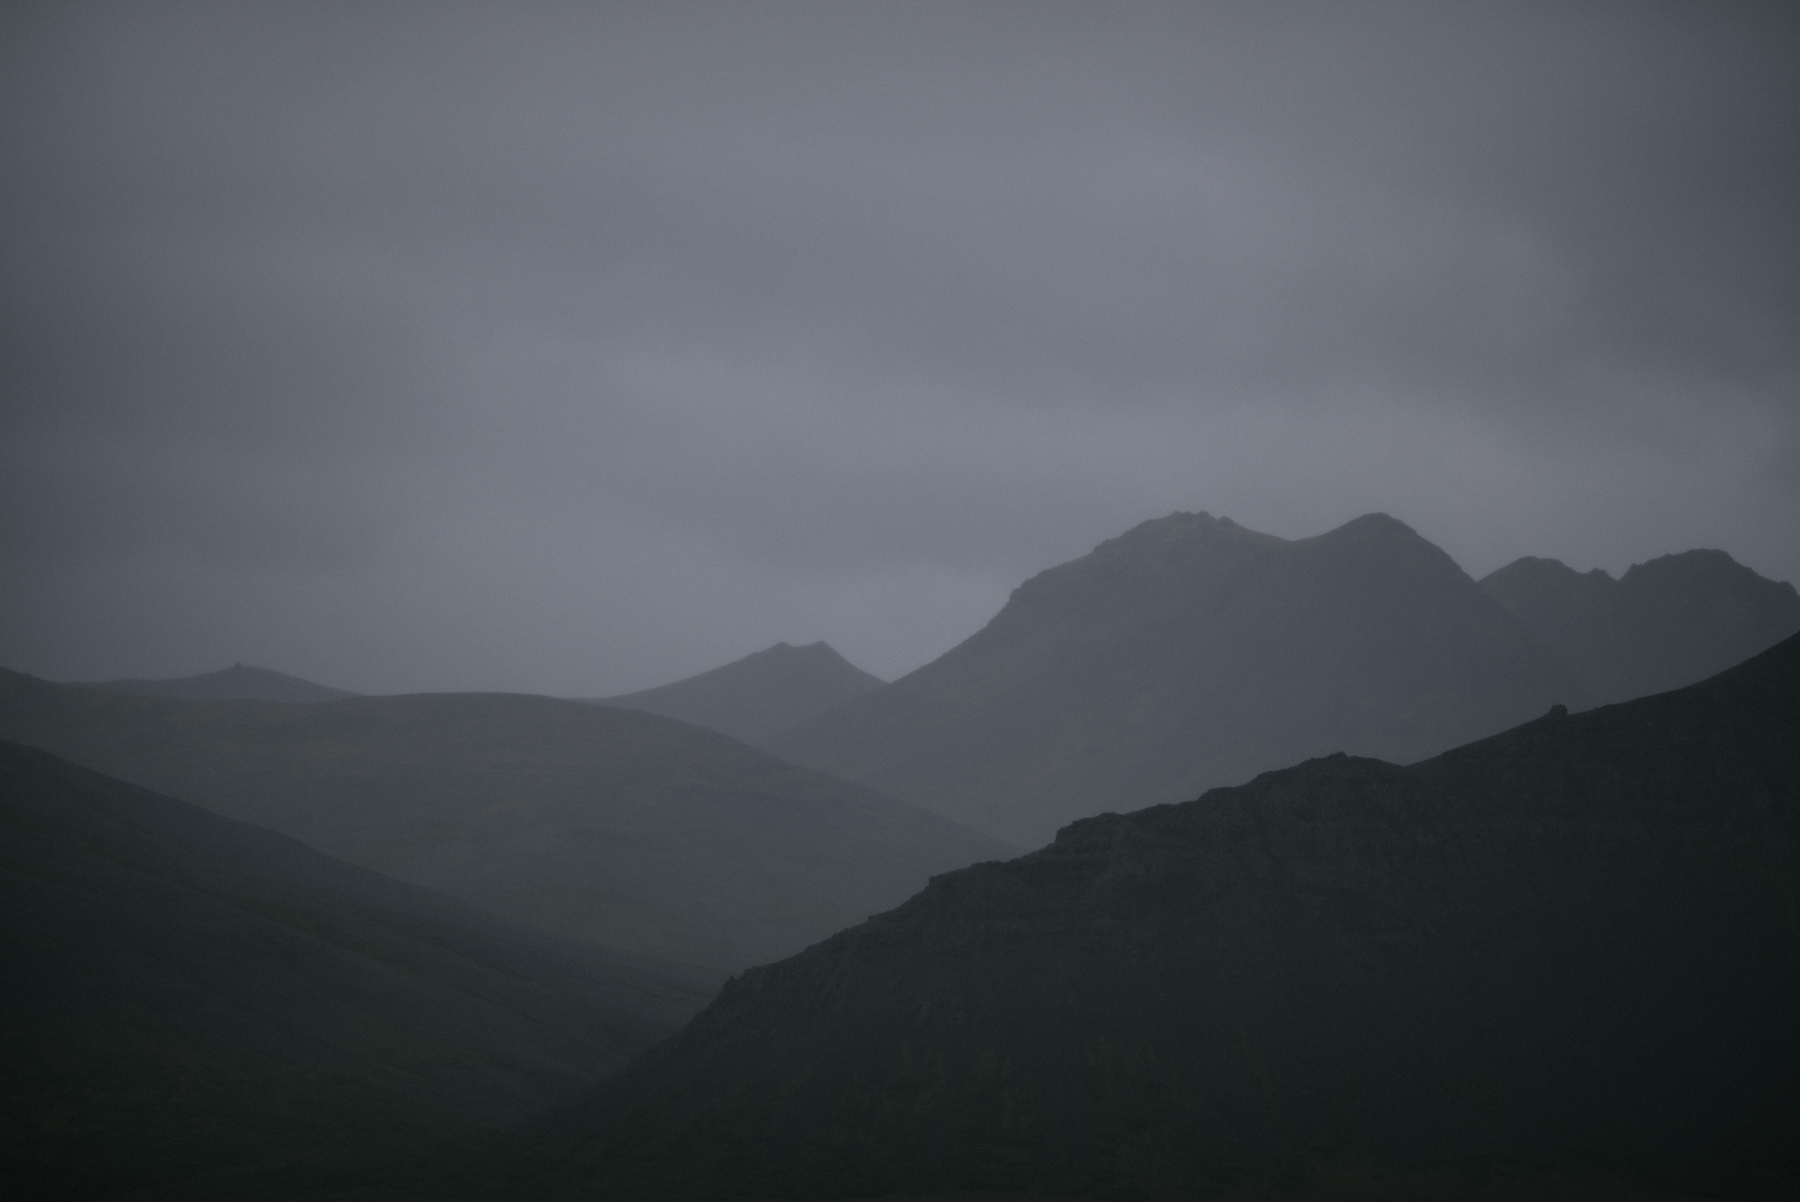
[
  {"left": 0, "top": 670, "right": 1009, "bottom": 969},
  {"left": 1481, "top": 549, "right": 1800, "bottom": 705},
  {"left": 526, "top": 632, "right": 1800, "bottom": 1200},
  {"left": 591, "top": 640, "right": 884, "bottom": 744},
  {"left": 771, "top": 512, "right": 1582, "bottom": 847},
  {"left": 0, "top": 739, "right": 721, "bottom": 1200},
  {"left": 75, "top": 663, "right": 356, "bottom": 703}
]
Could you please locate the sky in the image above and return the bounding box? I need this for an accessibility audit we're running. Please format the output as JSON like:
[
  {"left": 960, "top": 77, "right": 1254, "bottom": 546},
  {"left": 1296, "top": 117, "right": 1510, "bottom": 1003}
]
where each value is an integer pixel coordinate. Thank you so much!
[{"left": 3, "top": 1, "right": 1796, "bottom": 696}]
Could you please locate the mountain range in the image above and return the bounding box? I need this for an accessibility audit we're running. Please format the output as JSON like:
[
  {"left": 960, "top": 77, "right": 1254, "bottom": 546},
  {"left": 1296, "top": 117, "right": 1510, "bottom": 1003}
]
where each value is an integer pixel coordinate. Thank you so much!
[
  {"left": 75, "top": 663, "right": 357, "bottom": 703},
  {"left": 0, "top": 671, "right": 1010, "bottom": 969},
  {"left": 769, "top": 513, "right": 1580, "bottom": 847},
  {"left": 1480, "top": 549, "right": 1800, "bottom": 705},
  {"left": 590, "top": 640, "right": 884, "bottom": 744},
  {"left": 768, "top": 513, "right": 1799, "bottom": 847},
  {"left": 516, "top": 630, "right": 1800, "bottom": 1200},
  {"left": 1, "top": 739, "right": 721, "bottom": 1201}
]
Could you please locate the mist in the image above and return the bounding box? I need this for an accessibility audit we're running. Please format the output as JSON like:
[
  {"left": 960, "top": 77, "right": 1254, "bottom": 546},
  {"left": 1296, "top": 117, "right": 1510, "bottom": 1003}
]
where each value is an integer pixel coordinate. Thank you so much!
[{"left": 3, "top": 1, "right": 1795, "bottom": 694}]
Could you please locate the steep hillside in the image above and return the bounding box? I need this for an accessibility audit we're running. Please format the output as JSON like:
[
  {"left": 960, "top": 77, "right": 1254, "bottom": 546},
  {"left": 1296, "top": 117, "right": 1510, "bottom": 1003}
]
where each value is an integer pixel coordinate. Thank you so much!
[
  {"left": 1482, "top": 549, "right": 1800, "bottom": 704},
  {"left": 591, "top": 641, "right": 883, "bottom": 744},
  {"left": 0, "top": 671, "right": 1009, "bottom": 969},
  {"left": 0, "top": 739, "right": 720, "bottom": 1201},
  {"left": 527, "top": 632, "right": 1800, "bottom": 1201},
  {"left": 75, "top": 663, "right": 357, "bottom": 703},
  {"left": 770, "top": 512, "right": 1579, "bottom": 846}
]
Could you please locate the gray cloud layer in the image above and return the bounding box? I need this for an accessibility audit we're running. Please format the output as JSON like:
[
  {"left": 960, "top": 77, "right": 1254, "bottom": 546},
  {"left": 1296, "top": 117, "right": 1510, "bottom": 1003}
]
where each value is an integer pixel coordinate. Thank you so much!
[{"left": 3, "top": 1, "right": 1796, "bottom": 693}]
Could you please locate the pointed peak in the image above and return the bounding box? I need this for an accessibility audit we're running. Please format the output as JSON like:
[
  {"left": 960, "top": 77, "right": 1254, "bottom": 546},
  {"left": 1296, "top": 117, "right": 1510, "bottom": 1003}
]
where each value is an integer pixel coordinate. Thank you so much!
[{"left": 1319, "top": 512, "right": 1421, "bottom": 542}]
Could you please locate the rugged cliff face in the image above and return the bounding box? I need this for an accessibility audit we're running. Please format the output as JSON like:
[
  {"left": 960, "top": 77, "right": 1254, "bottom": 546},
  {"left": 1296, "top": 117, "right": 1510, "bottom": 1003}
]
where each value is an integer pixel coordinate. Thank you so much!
[{"left": 530, "top": 633, "right": 1800, "bottom": 1200}]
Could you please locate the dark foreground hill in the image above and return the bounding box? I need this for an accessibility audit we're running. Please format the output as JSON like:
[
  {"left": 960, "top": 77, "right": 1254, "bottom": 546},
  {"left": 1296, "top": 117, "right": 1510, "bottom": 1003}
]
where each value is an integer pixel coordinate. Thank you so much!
[
  {"left": 0, "top": 739, "right": 721, "bottom": 1201},
  {"left": 592, "top": 641, "right": 884, "bottom": 744},
  {"left": 771, "top": 512, "right": 1581, "bottom": 847},
  {"left": 74, "top": 663, "right": 357, "bottom": 703},
  {"left": 1481, "top": 549, "right": 1800, "bottom": 705},
  {"left": 517, "top": 632, "right": 1800, "bottom": 1201},
  {"left": 0, "top": 670, "right": 1009, "bottom": 969}
]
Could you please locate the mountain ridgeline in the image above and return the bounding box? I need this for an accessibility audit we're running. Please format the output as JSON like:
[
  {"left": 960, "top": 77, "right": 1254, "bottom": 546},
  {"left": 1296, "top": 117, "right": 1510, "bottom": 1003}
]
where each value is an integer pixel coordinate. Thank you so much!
[
  {"left": 0, "top": 672, "right": 1009, "bottom": 970},
  {"left": 591, "top": 640, "right": 884, "bottom": 744},
  {"left": 0, "top": 740, "right": 722, "bottom": 1201},
  {"left": 517, "top": 632, "right": 1800, "bottom": 1200},
  {"left": 1480, "top": 549, "right": 1800, "bottom": 705},
  {"left": 770, "top": 513, "right": 1580, "bottom": 847},
  {"left": 74, "top": 663, "right": 357, "bottom": 703},
  {"left": 769, "top": 513, "right": 1798, "bottom": 847}
]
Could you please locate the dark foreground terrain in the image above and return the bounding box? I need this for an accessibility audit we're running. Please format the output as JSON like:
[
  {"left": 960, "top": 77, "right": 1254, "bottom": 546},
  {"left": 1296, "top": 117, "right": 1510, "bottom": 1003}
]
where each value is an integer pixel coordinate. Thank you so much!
[
  {"left": 504, "top": 632, "right": 1800, "bottom": 1200},
  {"left": 0, "top": 741, "right": 721, "bottom": 1200},
  {"left": 13, "top": 635, "right": 1797, "bottom": 1199}
]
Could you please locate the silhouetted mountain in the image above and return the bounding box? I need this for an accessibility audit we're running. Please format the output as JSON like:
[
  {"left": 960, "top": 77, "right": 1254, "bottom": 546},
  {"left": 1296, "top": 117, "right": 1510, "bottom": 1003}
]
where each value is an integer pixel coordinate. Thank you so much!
[
  {"left": 0, "top": 738, "right": 721, "bottom": 1201},
  {"left": 76, "top": 662, "right": 357, "bottom": 703},
  {"left": 770, "top": 512, "right": 1580, "bottom": 846},
  {"left": 523, "top": 633, "right": 1800, "bottom": 1201},
  {"left": 0, "top": 670, "right": 1009, "bottom": 969},
  {"left": 590, "top": 641, "right": 884, "bottom": 744},
  {"left": 1482, "top": 549, "right": 1800, "bottom": 705}
]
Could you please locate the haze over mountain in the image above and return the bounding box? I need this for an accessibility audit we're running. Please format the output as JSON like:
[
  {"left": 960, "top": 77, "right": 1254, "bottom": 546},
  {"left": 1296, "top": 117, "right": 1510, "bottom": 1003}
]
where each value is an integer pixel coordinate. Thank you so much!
[
  {"left": 771, "top": 512, "right": 1583, "bottom": 847},
  {"left": 1481, "top": 550, "right": 1800, "bottom": 706},
  {"left": 523, "top": 632, "right": 1800, "bottom": 1201},
  {"left": 0, "top": 671, "right": 1008, "bottom": 969},
  {"left": 591, "top": 641, "right": 883, "bottom": 745},
  {"left": 0, "top": 738, "right": 721, "bottom": 1201},
  {"left": 74, "top": 663, "right": 357, "bottom": 704}
]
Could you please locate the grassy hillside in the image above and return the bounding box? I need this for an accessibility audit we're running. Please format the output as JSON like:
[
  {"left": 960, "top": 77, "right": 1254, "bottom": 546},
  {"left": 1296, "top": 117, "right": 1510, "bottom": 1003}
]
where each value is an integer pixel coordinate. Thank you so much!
[{"left": 0, "top": 670, "right": 1010, "bottom": 969}]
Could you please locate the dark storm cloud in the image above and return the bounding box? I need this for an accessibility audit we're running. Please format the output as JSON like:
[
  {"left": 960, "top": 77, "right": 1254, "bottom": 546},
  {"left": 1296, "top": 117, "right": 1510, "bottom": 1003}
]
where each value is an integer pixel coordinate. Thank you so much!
[{"left": 2, "top": 1, "right": 1796, "bottom": 692}]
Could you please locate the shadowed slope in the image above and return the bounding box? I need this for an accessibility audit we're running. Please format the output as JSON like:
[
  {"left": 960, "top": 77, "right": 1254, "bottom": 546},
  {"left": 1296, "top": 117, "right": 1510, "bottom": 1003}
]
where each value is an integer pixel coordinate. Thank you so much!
[
  {"left": 591, "top": 641, "right": 884, "bottom": 744},
  {"left": 527, "top": 633, "right": 1800, "bottom": 1200},
  {"left": 74, "top": 663, "right": 357, "bottom": 703},
  {"left": 0, "top": 740, "right": 721, "bottom": 1200},
  {"left": 771, "top": 512, "right": 1579, "bottom": 847},
  {"left": 1482, "top": 549, "right": 1800, "bottom": 704},
  {"left": 0, "top": 670, "right": 1010, "bottom": 969}
]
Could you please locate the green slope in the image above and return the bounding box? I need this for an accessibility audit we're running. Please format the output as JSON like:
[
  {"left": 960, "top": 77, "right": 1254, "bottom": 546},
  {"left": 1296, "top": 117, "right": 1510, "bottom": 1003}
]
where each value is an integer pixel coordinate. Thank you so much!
[
  {"left": 0, "top": 739, "right": 721, "bottom": 1201},
  {"left": 0, "top": 671, "right": 1011, "bottom": 969},
  {"left": 770, "top": 512, "right": 1580, "bottom": 847}
]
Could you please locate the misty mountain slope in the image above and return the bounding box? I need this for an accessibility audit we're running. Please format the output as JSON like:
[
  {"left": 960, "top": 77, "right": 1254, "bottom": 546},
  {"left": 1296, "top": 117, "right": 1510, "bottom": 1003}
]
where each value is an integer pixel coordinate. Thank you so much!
[
  {"left": 0, "top": 738, "right": 722, "bottom": 1201},
  {"left": 769, "top": 512, "right": 1580, "bottom": 847},
  {"left": 590, "top": 640, "right": 884, "bottom": 744},
  {"left": 0, "top": 671, "right": 1010, "bottom": 969},
  {"left": 74, "top": 663, "right": 357, "bottom": 703},
  {"left": 1481, "top": 549, "right": 1800, "bottom": 705},
  {"left": 518, "top": 632, "right": 1800, "bottom": 1202}
]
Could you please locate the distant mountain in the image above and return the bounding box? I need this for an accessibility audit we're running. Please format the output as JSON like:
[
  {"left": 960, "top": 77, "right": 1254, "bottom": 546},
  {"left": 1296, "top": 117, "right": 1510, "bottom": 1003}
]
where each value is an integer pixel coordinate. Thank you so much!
[
  {"left": 769, "top": 512, "right": 1580, "bottom": 847},
  {"left": 590, "top": 641, "right": 884, "bottom": 744},
  {"left": 1481, "top": 549, "right": 1800, "bottom": 705},
  {"left": 0, "top": 738, "right": 721, "bottom": 1201},
  {"left": 75, "top": 662, "right": 357, "bottom": 703},
  {"left": 524, "top": 633, "right": 1800, "bottom": 1201},
  {"left": 0, "top": 670, "right": 1009, "bottom": 969}
]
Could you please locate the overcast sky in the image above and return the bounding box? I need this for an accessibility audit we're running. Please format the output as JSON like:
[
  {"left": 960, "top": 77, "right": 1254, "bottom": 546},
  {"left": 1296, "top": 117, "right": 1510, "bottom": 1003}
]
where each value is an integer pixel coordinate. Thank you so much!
[{"left": 3, "top": 1, "right": 1795, "bottom": 695}]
